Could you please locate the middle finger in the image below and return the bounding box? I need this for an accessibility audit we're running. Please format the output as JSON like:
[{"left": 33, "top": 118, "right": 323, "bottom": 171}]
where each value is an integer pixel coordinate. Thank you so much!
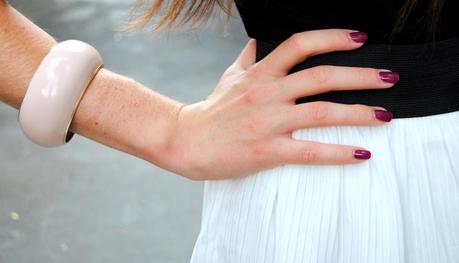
[{"left": 278, "top": 65, "right": 399, "bottom": 102}]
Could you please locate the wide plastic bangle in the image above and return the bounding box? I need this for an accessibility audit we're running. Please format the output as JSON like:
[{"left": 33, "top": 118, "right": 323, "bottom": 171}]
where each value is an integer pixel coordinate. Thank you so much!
[{"left": 19, "top": 40, "right": 103, "bottom": 147}]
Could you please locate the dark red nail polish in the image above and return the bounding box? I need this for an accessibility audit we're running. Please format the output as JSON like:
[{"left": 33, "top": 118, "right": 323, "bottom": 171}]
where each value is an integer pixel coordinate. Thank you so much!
[
  {"left": 379, "top": 71, "right": 400, "bottom": 84},
  {"left": 354, "top": 149, "right": 371, "bottom": 160},
  {"left": 374, "top": 109, "right": 393, "bottom": 122},
  {"left": 349, "top": 32, "right": 368, "bottom": 43}
]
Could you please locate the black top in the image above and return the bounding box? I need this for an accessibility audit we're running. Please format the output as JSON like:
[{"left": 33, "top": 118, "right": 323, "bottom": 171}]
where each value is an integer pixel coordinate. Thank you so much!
[
  {"left": 235, "top": 0, "right": 459, "bottom": 44},
  {"left": 235, "top": 0, "right": 459, "bottom": 119}
]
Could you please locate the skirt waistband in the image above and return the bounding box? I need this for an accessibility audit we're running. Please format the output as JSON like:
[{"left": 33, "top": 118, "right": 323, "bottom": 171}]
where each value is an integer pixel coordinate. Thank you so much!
[{"left": 256, "top": 37, "right": 459, "bottom": 118}]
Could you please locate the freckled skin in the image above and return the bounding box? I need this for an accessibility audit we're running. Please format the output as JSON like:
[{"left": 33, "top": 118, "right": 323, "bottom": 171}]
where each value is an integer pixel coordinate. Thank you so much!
[{"left": 0, "top": 3, "right": 395, "bottom": 180}]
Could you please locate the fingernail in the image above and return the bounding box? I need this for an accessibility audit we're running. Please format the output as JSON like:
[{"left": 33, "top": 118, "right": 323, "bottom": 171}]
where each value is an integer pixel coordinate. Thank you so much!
[
  {"left": 349, "top": 31, "right": 368, "bottom": 43},
  {"left": 379, "top": 71, "right": 400, "bottom": 84},
  {"left": 374, "top": 109, "right": 393, "bottom": 122},
  {"left": 354, "top": 149, "right": 371, "bottom": 160}
]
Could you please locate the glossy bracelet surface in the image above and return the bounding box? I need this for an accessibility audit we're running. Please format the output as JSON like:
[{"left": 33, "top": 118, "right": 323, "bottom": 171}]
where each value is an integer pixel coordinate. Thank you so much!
[{"left": 19, "top": 40, "right": 103, "bottom": 147}]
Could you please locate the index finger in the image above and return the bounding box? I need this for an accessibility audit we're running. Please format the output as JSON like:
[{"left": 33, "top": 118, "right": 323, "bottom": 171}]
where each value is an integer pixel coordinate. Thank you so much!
[{"left": 257, "top": 29, "right": 367, "bottom": 76}]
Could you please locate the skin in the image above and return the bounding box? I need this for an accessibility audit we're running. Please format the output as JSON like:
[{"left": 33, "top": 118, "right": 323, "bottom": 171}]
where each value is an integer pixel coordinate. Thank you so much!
[{"left": 0, "top": 2, "right": 396, "bottom": 181}]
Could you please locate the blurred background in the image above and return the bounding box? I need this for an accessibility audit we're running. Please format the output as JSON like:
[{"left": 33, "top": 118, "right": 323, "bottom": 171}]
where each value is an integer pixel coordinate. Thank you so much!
[{"left": 0, "top": 0, "right": 247, "bottom": 262}]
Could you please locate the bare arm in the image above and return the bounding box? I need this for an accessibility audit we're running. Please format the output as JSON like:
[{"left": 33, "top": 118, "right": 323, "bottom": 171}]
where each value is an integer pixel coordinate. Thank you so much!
[
  {"left": 1, "top": 1, "right": 398, "bottom": 181},
  {"left": 0, "top": 3, "right": 184, "bottom": 168}
]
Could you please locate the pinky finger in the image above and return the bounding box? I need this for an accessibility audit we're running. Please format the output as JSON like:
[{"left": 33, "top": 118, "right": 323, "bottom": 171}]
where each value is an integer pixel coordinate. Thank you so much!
[{"left": 276, "top": 137, "right": 372, "bottom": 165}]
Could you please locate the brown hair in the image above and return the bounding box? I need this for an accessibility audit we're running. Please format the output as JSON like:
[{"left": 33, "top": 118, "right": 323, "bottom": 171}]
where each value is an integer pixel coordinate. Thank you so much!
[
  {"left": 124, "top": 0, "right": 233, "bottom": 31},
  {"left": 126, "top": 0, "right": 444, "bottom": 35},
  {"left": 394, "top": 0, "right": 445, "bottom": 37}
]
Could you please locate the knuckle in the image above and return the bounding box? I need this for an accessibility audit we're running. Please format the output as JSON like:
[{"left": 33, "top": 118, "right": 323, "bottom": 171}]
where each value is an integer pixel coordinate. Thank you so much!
[
  {"left": 350, "top": 104, "right": 375, "bottom": 120},
  {"left": 315, "top": 29, "right": 346, "bottom": 46},
  {"left": 308, "top": 101, "right": 331, "bottom": 122},
  {"left": 244, "top": 115, "right": 269, "bottom": 134},
  {"left": 240, "top": 81, "right": 278, "bottom": 105},
  {"left": 241, "top": 85, "right": 265, "bottom": 105},
  {"left": 286, "top": 33, "right": 304, "bottom": 52},
  {"left": 327, "top": 30, "right": 344, "bottom": 46},
  {"left": 334, "top": 147, "right": 351, "bottom": 161},
  {"left": 230, "top": 78, "right": 246, "bottom": 92},
  {"left": 319, "top": 29, "right": 361, "bottom": 48},
  {"left": 307, "top": 65, "right": 333, "bottom": 84},
  {"left": 246, "top": 64, "right": 264, "bottom": 77},
  {"left": 328, "top": 29, "right": 353, "bottom": 44},
  {"left": 299, "top": 146, "right": 317, "bottom": 163},
  {"left": 354, "top": 68, "right": 375, "bottom": 83},
  {"left": 250, "top": 141, "right": 271, "bottom": 163}
]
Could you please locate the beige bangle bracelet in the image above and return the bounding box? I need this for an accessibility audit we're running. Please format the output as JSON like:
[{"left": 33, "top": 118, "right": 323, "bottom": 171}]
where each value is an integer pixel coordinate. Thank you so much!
[{"left": 19, "top": 40, "right": 103, "bottom": 147}]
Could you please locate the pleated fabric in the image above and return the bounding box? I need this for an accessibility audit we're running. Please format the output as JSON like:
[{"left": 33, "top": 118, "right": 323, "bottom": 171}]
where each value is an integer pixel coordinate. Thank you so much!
[{"left": 190, "top": 110, "right": 459, "bottom": 263}]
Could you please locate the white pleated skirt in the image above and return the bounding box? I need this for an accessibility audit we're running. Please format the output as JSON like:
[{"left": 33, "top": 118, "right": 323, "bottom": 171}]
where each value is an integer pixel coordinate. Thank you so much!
[{"left": 190, "top": 109, "right": 459, "bottom": 263}]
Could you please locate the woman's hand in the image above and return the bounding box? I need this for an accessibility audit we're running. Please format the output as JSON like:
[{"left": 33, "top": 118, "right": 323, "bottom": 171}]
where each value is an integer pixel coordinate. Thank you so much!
[
  {"left": 160, "top": 29, "right": 399, "bottom": 180},
  {"left": 0, "top": 6, "right": 396, "bottom": 179}
]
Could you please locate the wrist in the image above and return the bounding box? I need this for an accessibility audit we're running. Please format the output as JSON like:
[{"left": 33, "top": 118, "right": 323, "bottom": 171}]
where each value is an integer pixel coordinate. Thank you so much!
[
  {"left": 142, "top": 99, "right": 187, "bottom": 168},
  {"left": 154, "top": 100, "right": 210, "bottom": 180}
]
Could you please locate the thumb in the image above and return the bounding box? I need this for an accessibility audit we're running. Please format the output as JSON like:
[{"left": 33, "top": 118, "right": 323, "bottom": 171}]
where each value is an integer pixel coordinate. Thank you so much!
[{"left": 233, "top": 38, "right": 256, "bottom": 70}]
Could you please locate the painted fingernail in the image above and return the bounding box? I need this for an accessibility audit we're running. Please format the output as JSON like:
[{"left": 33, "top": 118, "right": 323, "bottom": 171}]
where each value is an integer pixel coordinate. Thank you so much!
[
  {"left": 379, "top": 71, "right": 400, "bottom": 84},
  {"left": 374, "top": 109, "right": 393, "bottom": 122},
  {"left": 349, "top": 31, "right": 368, "bottom": 43},
  {"left": 354, "top": 149, "right": 371, "bottom": 160}
]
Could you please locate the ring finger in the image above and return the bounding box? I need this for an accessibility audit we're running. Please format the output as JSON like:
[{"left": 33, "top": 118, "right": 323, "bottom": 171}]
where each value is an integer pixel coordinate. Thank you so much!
[{"left": 278, "top": 101, "right": 393, "bottom": 132}]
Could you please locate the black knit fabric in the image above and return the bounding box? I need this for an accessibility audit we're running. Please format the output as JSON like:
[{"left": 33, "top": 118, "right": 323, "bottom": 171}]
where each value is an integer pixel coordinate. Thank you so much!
[
  {"left": 257, "top": 38, "right": 459, "bottom": 118},
  {"left": 236, "top": 0, "right": 459, "bottom": 119},
  {"left": 235, "top": 0, "right": 459, "bottom": 45}
]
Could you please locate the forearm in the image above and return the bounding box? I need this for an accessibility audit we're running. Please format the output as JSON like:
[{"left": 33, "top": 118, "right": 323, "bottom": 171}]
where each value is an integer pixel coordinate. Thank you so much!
[
  {"left": 70, "top": 69, "right": 184, "bottom": 166},
  {"left": 0, "top": 2, "right": 55, "bottom": 108},
  {"left": 0, "top": 3, "right": 184, "bottom": 165}
]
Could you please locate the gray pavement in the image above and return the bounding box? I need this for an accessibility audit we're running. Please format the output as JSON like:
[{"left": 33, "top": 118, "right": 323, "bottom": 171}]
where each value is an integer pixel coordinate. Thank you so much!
[{"left": 0, "top": 1, "right": 248, "bottom": 262}]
